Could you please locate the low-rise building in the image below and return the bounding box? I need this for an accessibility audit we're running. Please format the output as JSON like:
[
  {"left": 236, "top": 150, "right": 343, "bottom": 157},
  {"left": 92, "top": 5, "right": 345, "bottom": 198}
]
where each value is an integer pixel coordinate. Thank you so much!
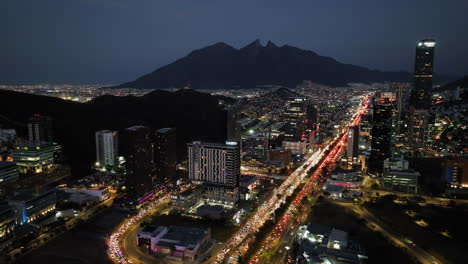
[
  {"left": 170, "top": 188, "right": 202, "bottom": 212},
  {"left": 8, "top": 189, "right": 56, "bottom": 224},
  {"left": 137, "top": 225, "right": 211, "bottom": 261},
  {"left": 12, "top": 143, "right": 56, "bottom": 173},
  {"left": 325, "top": 168, "right": 363, "bottom": 189},
  {"left": 0, "top": 204, "right": 17, "bottom": 239},
  {"left": 282, "top": 140, "right": 307, "bottom": 155},
  {"left": 0, "top": 162, "right": 19, "bottom": 188},
  {"left": 382, "top": 169, "right": 420, "bottom": 193},
  {"left": 297, "top": 222, "right": 367, "bottom": 264}
]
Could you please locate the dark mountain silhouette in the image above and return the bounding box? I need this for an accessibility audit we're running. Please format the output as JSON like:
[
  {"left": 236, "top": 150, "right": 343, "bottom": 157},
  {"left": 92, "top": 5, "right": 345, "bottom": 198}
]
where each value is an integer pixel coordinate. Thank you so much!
[
  {"left": 441, "top": 75, "right": 468, "bottom": 90},
  {"left": 0, "top": 89, "right": 229, "bottom": 177},
  {"left": 113, "top": 40, "right": 413, "bottom": 89}
]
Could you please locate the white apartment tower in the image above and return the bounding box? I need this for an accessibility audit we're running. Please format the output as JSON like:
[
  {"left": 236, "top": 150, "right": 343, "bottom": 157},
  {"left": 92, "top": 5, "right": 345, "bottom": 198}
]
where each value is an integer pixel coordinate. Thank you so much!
[{"left": 95, "top": 130, "right": 118, "bottom": 168}]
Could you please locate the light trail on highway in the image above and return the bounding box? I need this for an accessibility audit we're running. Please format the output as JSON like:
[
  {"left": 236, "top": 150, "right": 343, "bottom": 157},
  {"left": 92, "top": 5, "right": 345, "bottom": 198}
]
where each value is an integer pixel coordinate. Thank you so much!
[
  {"left": 248, "top": 94, "right": 371, "bottom": 264},
  {"left": 106, "top": 194, "right": 170, "bottom": 264},
  {"left": 215, "top": 94, "right": 371, "bottom": 264}
]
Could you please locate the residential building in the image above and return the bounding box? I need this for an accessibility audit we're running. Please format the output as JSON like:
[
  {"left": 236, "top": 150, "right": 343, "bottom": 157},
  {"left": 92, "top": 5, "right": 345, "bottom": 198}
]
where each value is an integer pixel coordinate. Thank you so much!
[
  {"left": 95, "top": 130, "right": 118, "bottom": 169},
  {"left": 153, "top": 128, "right": 177, "bottom": 181},
  {"left": 121, "top": 126, "right": 153, "bottom": 198},
  {"left": 187, "top": 141, "right": 240, "bottom": 205}
]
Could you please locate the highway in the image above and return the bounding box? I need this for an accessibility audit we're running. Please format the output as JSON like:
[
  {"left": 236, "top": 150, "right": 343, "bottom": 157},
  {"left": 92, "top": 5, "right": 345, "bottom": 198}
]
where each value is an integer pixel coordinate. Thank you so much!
[
  {"left": 107, "top": 194, "right": 171, "bottom": 264},
  {"left": 248, "top": 94, "right": 370, "bottom": 264}
]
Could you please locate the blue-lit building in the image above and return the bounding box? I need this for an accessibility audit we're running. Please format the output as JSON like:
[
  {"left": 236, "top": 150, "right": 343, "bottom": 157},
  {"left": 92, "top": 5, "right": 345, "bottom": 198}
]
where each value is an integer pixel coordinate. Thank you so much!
[{"left": 8, "top": 189, "right": 56, "bottom": 224}]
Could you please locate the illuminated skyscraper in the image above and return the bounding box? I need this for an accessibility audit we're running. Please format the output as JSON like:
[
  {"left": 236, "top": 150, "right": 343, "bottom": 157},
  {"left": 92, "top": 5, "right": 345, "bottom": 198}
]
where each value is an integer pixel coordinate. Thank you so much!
[
  {"left": 283, "top": 97, "right": 307, "bottom": 141},
  {"left": 369, "top": 94, "right": 395, "bottom": 173},
  {"left": 410, "top": 39, "right": 436, "bottom": 108},
  {"left": 408, "top": 39, "right": 436, "bottom": 149}
]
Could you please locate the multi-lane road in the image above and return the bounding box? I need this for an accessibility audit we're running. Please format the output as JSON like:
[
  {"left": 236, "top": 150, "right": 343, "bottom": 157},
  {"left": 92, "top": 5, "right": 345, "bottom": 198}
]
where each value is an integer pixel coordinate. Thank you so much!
[{"left": 247, "top": 94, "right": 371, "bottom": 264}]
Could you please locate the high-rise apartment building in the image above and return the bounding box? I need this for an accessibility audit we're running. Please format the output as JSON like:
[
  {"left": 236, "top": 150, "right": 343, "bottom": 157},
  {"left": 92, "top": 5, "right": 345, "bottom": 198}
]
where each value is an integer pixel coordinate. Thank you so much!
[
  {"left": 95, "top": 130, "right": 118, "bottom": 168},
  {"left": 28, "top": 114, "right": 53, "bottom": 144},
  {"left": 121, "top": 126, "right": 153, "bottom": 198},
  {"left": 153, "top": 128, "right": 177, "bottom": 181},
  {"left": 187, "top": 141, "right": 240, "bottom": 205}
]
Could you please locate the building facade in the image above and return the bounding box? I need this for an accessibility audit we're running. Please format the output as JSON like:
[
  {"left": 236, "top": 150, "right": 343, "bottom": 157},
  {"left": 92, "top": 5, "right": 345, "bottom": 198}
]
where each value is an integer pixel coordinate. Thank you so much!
[
  {"left": 95, "top": 130, "right": 119, "bottom": 168},
  {"left": 121, "top": 126, "right": 153, "bottom": 198},
  {"left": 12, "top": 143, "right": 55, "bottom": 173},
  {"left": 369, "top": 94, "right": 394, "bottom": 173},
  {"left": 153, "top": 128, "right": 177, "bottom": 181},
  {"left": 28, "top": 114, "right": 53, "bottom": 144},
  {"left": 187, "top": 141, "right": 240, "bottom": 205},
  {"left": 408, "top": 39, "right": 436, "bottom": 149}
]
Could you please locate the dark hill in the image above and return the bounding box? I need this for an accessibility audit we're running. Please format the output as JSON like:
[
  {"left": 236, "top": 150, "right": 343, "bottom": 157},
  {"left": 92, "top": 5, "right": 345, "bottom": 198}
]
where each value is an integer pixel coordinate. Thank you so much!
[
  {"left": 113, "top": 40, "right": 413, "bottom": 89},
  {"left": 0, "top": 89, "right": 228, "bottom": 177},
  {"left": 441, "top": 75, "right": 468, "bottom": 90}
]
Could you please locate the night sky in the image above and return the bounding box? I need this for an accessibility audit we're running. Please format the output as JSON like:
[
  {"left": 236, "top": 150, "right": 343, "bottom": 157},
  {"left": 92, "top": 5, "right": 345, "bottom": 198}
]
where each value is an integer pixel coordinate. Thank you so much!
[{"left": 1, "top": 0, "right": 467, "bottom": 84}]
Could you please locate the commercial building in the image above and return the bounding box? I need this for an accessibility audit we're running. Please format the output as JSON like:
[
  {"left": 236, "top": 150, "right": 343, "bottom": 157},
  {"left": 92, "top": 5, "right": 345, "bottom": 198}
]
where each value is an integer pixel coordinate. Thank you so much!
[
  {"left": 325, "top": 169, "right": 363, "bottom": 189},
  {"left": 383, "top": 156, "right": 409, "bottom": 170},
  {"left": 369, "top": 94, "right": 394, "bottom": 173},
  {"left": 12, "top": 143, "right": 55, "bottom": 173},
  {"left": 346, "top": 126, "right": 359, "bottom": 159},
  {"left": 187, "top": 141, "right": 240, "bottom": 206},
  {"left": 241, "top": 134, "right": 268, "bottom": 161},
  {"left": 170, "top": 188, "right": 202, "bottom": 212},
  {"left": 0, "top": 204, "right": 17, "bottom": 238},
  {"left": 0, "top": 162, "right": 19, "bottom": 186},
  {"left": 95, "top": 130, "right": 118, "bottom": 169},
  {"left": 282, "top": 140, "right": 308, "bottom": 155},
  {"left": 443, "top": 158, "right": 468, "bottom": 189},
  {"left": 297, "top": 222, "right": 367, "bottom": 264},
  {"left": 121, "top": 126, "right": 153, "bottom": 198},
  {"left": 137, "top": 225, "right": 211, "bottom": 261},
  {"left": 283, "top": 97, "right": 307, "bottom": 141},
  {"left": 382, "top": 169, "right": 420, "bottom": 193},
  {"left": 28, "top": 114, "right": 53, "bottom": 144},
  {"left": 408, "top": 39, "right": 436, "bottom": 149},
  {"left": 267, "top": 148, "right": 291, "bottom": 167},
  {"left": 153, "top": 128, "right": 177, "bottom": 181},
  {"left": 8, "top": 189, "right": 56, "bottom": 224}
]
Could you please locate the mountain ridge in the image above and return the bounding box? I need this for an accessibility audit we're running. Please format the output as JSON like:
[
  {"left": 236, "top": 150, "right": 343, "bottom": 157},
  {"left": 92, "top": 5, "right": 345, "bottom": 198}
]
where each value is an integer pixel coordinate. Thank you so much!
[{"left": 112, "top": 40, "right": 415, "bottom": 89}]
